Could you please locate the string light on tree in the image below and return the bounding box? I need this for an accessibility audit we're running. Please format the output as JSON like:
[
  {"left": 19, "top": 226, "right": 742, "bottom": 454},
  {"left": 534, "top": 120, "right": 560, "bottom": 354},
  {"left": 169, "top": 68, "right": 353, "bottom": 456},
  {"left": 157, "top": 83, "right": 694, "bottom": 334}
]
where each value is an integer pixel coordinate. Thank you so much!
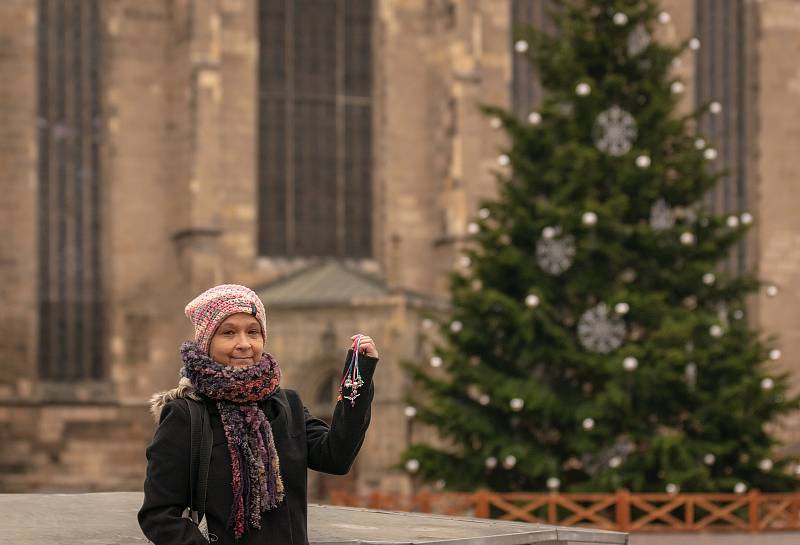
[
  {"left": 703, "top": 148, "right": 718, "bottom": 161},
  {"left": 704, "top": 453, "right": 716, "bottom": 465},
  {"left": 670, "top": 81, "right": 685, "bottom": 94},
  {"left": 623, "top": 356, "right": 639, "bottom": 371},
  {"left": 761, "top": 377, "right": 775, "bottom": 391},
  {"left": 635, "top": 155, "right": 651, "bottom": 168},
  {"left": 709, "top": 101, "right": 722, "bottom": 114},
  {"left": 680, "top": 232, "right": 696, "bottom": 245},
  {"left": 689, "top": 37, "right": 701, "bottom": 50},
  {"left": 430, "top": 356, "right": 443, "bottom": 368},
  {"left": 710, "top": 324, "right": 724, "bottom": 338},
  {"left": 503, "top": 455, "right": 517, "bottom": 469},
  {"left": 422, "top": 318, "right": 434, "bottom": 330},
  {"left": 741, "top": 212, "right": 753, "bottom": 225},
  {"left": 450, "top": 320, "right": 463, "bottom": 333},
  {"left": 759, "top": 458, "right": 774, "bottom": 471},
  {"left": 485, "top": 456, "right": 498, "bottom": 470},
  {"left": 766, "top": 285, "right": 779, "bottom": 297},
  {"left": 612, "top": 12, "right": 628, "bottom": 25},
  {"left": 615, "top": 302, "right": 629, "bottom": 315},
  {"left": 478, "top": 394, "right": 490, "bottom": 406},
  {"left": 527, "top": 111, "right": 542, "bottom": 125},
  {"left": 525, "top": 294, "right": 541, "bottom": 308},
  {"left": 582, "top": 418, "right": 595, "bottom": 430},
  {"left": 510, "top": 398, "right": 525, "bottom": 411},
  {"left": 514, "top": 40, "right": 529, "bottom": 53},
  {"left": 546, "top": 477, "right": 561, "bottom": 490},
  {"left": 459, "top": 256, "right": 471, "bottom": 269},
  {"left": 609, "top": 456, "right": 622, "bottom": 468},
  {"left": 658, "top": 11, "right": 671, "bottom": 24},
  {"left": 434, "top": 479, "right": 446, "bottom": 490},
  {"left": 734, "top": 482, "right": 748, "bottom": 494},
  {"left": 666, "top": 483, "right": 679, "bottom": 494},
  {"left": 404, "top": 406, "right": 417, "bottom": 418},
  {"left": 478, "top": 207, "right": 490, "bottom": 220},
  {"left": 694, "top": 138, "right": 706, "bottom": 150},
  {"left": 576, "top": 82, "right": 591, "bottom": 96},
  {"left": 769, "top": 349, "right": 782, "bottom": 361},
  {"left": 471, "top": 279, "right": 483, "bottom": 291},
  {"left": 497, "top": 154, "right": 510, "bottom": 166},
  {"left": 489, "top": 117, "right": 502, "bottom": 129},
  {"left": 726, "top": 215, "right": 740, "bottom": 228},
  {"left": 405, "top": 459, "right": 420, "bottom": 474},
  {"left": 703, "top": 272, "right": 716, "bottom": 285},
  {"left": 582, "top": 211, "right": 598, "bottom": 226}
]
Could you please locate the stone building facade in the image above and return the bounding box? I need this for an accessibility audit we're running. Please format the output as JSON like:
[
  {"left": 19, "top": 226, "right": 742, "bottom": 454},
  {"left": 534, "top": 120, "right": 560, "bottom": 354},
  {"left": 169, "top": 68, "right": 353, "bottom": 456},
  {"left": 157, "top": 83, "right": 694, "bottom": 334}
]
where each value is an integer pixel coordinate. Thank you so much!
[{"left": 1, "top": 0, "right": 799, "bottom": 497}]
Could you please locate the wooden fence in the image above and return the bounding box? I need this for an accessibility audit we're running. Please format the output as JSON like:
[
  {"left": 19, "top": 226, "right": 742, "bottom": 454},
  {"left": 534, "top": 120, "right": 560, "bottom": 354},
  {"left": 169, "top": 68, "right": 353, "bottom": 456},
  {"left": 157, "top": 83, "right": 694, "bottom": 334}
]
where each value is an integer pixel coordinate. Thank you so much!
[{"left": 327, "top": 489, "right": 800, "bottom": 532}]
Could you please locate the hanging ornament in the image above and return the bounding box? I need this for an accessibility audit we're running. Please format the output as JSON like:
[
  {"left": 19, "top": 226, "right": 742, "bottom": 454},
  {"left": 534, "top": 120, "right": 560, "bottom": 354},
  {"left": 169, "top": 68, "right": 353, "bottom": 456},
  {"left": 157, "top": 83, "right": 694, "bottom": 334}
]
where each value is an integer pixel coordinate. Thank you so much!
[
  {"left": 594, "top": 106, "right": 637, "bottom": 156},
  {"left": 666, "top": 483, "right": 679, "bottom": 494},
  {"left": 578, "top": 303, "right": 627, "bottom": 353},
  {"left": 536, "top": 234, "right": 576, "bottom": 275},
  {"left": 704, "top": 148, "right": 718, "bottom": 160},
  {"left": 404, "top": 406, "right": 417, "bottom": 418},
  {"left": 635, "top": 154, "right": 651, "bottom": 168},
  {"left": 733, "top": 309, "right": 745, "bottom": 320},
  {"left": 430, "top": 356, "right": 443, "bottom": 368},
  {"left": 467, "top": 222, "right": 480, "bottom": 234},
  {"left": 527, "top": 111, "right": 542, "bottom": 125},
  {"left": 542, "top": 226, "right": 558, "bottom": 239},
  {"left": 478, "top": 394, "right": 490, "bottom": 406},
  {"left": 621, "top": 268, "right": 637, "bottom": 283},
  {"left": 740, "top": 212, "right": 753, "bottom": 225},
  {"left": 546, "top": 477, "right": 561, "bottom": 490},
  {"left": 612, "top": 12, "right": 628, "bottom": 26},
  {"left": 680, "top": 231, "right": 696, "bottom": 245},
  {"left": 405, "top": 459, "right": 420, "bottom": 473},
  {"left": 514, "top": 40, "right": 529, "bottom": 53},
  {"left": 497, "top": 154, "right": 510, "bottom": 166},
  {"left": 489, "top": 117, "right": 502, "bottom": 129},
  {"left": 703, "top": 453, "right": 716, "bottom": 465},
  {"left": 682, "top": 295, "right": 698, "bottom": 310},
  {"left": 478, "top": 207, "right": 491, "bottom": 219},
  {"left": 734, "top": 482, "right": 748, "bottom": 494},
  {"left": 658, "top": 11, "right": 672, "bottom": 24},
  {"left": 450, "top": 320, "right": 463, "bottom": 333},
  {"left": 627, "top": 24, "right": 651, "bottom": 57},
  {"left": 709, "top": 101, "right": 722, "bottom": 114},
  {"left": 689, "top": 37, "right": 701, "bottom": 50},
  {"left": 769, "top": 349, "right": 782, "bottom": 361},
  {"left": 582, "top": 418, "right": 595, "bottom": 430},
  {"left": 525, "top": 294, "right": 541, "bottom": 308},
  {"left": 694, "top": 138, "right": 706, "bottom": 150},
  {"left": 766, "top": 285, "right": 779, "bottom": 297},
  {"left": 726, "top": 215, "right": 740, "bottom": 228},
  {"left": 503, "top": 455, "right": 517, "bottom": 469},
  {"left": 670, "top": 81, "right": 685, "bottom": 94},
  {"left": 510, "top": 398, "right": 525, "bottom": 411},
  {"left": 650, "top": 199, "right": 675, "bottom": 231},
  {"left": 575, "top": 82, "right": 591, "bottom": 96},
  {"left": 623, "top": 356, "right": 638, "bottom": 371},
  {"left": 582, "top": 211, "right": 598, "bottom": 226},
  {"left": 761, "top": 377, "right": 775, "bottom": 391},
  {"left": 685, "top": 362, "right": 698, "bottom": 391},
  {"left": 609, "top": 456, "right": 622, "bottom": 468},
  {"left": 485, "top": 456, "right": 498, "bottom": 469},
  {"left": 758, "top": 458, "right": 774, "bottom": 471},
  {"left": 709, "top": 324, "right": 724, "bottom": 338},
  {"left": 702, "top": 272, "right": 716, "bottom": 285},
  {"left": 615, "top": 302, "right": 630, "bottom": 315}
]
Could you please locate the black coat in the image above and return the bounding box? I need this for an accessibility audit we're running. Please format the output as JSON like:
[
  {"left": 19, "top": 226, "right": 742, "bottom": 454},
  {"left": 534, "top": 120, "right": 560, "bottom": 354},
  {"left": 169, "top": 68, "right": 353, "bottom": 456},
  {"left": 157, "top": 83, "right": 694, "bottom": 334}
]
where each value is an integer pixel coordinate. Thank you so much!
[{"left": 138, "top": 352, "right": 377, "bottom": 545}]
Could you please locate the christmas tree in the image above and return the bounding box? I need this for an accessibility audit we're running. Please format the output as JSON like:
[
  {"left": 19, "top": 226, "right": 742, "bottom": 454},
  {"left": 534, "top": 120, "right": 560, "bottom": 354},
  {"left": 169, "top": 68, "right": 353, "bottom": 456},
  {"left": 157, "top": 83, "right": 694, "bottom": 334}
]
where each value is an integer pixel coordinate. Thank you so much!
[{"left": 402, "top": 0, "right": 799, "bottom": 493}]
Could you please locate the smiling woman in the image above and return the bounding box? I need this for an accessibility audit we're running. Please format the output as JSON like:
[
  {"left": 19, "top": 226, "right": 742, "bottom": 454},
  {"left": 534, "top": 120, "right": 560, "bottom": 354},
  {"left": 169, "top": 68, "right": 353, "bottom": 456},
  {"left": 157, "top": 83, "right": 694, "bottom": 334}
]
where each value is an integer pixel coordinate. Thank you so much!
[{"left": 138, "top": 284, "right": 379, "bottom": 545}]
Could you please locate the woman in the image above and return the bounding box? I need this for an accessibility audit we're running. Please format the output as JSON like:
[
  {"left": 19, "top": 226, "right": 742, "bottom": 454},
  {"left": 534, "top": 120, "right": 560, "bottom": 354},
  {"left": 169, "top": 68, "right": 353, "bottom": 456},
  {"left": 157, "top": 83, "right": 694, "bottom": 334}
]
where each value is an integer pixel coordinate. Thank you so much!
[{"left": 138, "top": 284, "right": 379, "bottom": 544}]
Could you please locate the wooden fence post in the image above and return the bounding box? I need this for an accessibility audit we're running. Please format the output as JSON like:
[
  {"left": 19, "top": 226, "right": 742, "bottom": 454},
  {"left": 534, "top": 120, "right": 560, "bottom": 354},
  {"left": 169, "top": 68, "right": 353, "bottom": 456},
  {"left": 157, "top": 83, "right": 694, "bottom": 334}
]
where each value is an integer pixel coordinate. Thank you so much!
[
  {"left": 474, "top": 490, "right": 490, "bottom": 518},
  {"left": 615, "top": 489, "right": 630, "bottom": 531},
  {"left": 548, "top": 492, "right": 558, "bottom": 524},
  {"left": 748, "top": 490, "right": 761, "bottom": 532}
]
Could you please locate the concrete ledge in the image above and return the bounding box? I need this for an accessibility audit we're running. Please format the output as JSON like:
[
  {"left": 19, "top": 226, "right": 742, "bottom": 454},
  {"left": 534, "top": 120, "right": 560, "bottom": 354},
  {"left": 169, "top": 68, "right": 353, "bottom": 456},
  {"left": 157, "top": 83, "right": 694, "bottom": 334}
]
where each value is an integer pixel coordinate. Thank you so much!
[{"left": 0, "top": 492, "right": 628, "bottom": 544}]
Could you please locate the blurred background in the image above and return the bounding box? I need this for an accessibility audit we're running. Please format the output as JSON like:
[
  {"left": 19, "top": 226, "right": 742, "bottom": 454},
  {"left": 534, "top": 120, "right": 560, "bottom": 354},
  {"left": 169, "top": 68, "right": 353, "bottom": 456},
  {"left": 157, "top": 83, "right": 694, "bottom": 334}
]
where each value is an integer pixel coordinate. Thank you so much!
[{"left": 1, "top": 0, "right": 799, "bottom": 516}]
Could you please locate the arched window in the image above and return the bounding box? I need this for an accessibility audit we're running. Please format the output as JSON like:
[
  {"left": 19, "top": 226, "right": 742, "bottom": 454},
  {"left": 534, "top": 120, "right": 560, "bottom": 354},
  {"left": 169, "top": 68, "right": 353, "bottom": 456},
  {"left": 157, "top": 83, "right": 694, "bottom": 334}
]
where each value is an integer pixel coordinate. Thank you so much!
[{"left": 258, "top": 0, "right": 373, "bottom": 258}]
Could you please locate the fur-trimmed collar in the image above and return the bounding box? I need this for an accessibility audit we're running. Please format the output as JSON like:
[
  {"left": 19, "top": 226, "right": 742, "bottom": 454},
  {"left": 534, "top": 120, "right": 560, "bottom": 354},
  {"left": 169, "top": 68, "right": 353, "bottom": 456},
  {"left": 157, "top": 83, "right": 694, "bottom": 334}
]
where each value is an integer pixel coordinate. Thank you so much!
[{"left": 148, "top": 376, "right": 202, "bottom": 421}]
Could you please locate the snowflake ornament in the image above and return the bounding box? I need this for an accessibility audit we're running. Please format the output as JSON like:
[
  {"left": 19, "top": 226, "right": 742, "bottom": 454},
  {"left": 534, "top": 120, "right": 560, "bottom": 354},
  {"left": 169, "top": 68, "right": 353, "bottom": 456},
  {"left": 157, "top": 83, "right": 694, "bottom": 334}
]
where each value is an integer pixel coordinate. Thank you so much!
[
  {"left": 649, "top": 199, "right": 675, "bottom": 231},
  {"left": 578, "top": 303, "right": 627, "bottom": 353},
  {"left": 627, "top": 24, "right": 651, "bottom": 57},
  {"left": 594, "top": 106, "right": 637, "bottom": 156},
  {"left": 536, "top": 232, "right": 576, "bottom": 275}
]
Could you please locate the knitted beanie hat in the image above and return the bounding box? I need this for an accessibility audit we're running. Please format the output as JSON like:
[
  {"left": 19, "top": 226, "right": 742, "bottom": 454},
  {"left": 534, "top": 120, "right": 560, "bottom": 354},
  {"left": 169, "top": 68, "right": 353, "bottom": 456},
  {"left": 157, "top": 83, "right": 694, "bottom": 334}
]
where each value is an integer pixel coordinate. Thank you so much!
[{"left": 184, "top": 284, "right": 267, "bottom": 354}]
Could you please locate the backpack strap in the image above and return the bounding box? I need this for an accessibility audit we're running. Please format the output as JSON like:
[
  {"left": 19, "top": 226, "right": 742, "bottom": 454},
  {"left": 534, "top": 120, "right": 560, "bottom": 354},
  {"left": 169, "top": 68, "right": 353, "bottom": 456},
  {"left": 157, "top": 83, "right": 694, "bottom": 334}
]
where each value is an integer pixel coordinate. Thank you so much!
[{"left": 185, "top": 398, "right": 213, "bottom": 523}]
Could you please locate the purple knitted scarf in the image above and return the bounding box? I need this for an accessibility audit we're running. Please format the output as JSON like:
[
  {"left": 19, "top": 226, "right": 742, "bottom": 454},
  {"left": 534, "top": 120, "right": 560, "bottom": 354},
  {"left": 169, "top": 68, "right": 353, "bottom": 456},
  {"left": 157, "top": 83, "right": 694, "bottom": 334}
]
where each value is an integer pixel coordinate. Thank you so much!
[{"left": 180, "top": 341, "right": 285, "bottom": 539}]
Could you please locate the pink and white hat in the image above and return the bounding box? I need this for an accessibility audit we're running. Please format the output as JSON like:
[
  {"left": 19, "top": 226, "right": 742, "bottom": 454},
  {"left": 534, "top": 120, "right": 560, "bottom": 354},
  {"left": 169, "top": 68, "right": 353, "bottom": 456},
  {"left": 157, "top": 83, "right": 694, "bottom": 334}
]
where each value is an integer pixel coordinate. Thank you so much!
[{"left": 184, "top": 284, "right": 267, "bottom": 353}]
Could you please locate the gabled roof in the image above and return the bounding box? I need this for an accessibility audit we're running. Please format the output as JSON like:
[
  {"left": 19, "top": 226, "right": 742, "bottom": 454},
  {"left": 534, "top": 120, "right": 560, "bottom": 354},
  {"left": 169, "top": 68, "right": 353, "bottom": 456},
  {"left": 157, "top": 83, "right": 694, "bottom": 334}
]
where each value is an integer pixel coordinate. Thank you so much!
[{"left": 255, "top": 261, "right": 396, "bottom": 307}]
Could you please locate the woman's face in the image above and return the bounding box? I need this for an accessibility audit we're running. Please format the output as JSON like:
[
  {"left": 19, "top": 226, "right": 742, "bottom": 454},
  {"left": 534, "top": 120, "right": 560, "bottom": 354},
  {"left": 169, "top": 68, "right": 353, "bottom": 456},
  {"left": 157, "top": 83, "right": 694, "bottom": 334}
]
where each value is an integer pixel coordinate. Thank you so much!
[{"left": 209, "top": 313, "right": 264, "bottom": 368}]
